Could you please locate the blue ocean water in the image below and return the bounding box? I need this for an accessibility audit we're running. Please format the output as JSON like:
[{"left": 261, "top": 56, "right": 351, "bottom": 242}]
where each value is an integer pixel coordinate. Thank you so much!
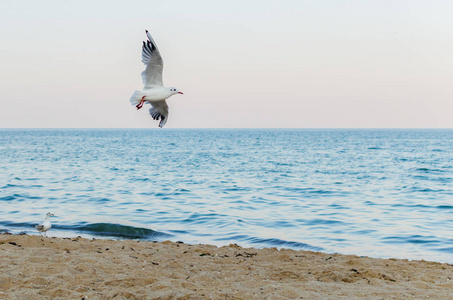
[{"left": 1, "top": 129, "right": 453, "bottom": 262}]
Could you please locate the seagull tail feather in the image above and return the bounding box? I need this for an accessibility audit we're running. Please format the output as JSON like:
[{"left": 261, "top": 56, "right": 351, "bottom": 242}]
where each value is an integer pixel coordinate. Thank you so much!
[{"left": 130, "top": 90, "right": 144, "bottom": 106}]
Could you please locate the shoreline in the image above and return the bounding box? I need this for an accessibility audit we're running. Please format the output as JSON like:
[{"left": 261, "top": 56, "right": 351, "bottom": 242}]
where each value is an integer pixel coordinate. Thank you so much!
[{"left": 1, "top": 234, "right": 453, "bottom": 299}]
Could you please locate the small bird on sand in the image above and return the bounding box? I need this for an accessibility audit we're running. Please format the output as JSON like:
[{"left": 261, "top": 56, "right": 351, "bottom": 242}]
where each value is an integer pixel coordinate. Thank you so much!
[
  {"left": 130, "top": 30, "right": 183, "bottom": 128},
  {"left": 34, "top": 212, "right": 55, "bottom": 237}
]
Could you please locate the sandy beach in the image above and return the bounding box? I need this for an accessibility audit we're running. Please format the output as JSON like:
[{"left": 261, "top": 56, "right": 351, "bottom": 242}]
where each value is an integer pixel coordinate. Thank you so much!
[{"left": 1, "top": 234, "right": 452, "bottom": 299}]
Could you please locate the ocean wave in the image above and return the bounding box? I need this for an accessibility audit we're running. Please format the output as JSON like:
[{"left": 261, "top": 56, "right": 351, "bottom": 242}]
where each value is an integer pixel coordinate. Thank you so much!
[{"left": 73, "top": 223, "right": 171, "bottom": 239}]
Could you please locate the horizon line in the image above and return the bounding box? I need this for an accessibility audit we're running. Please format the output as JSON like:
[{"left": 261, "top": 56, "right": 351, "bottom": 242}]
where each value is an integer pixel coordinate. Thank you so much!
[{"left": 1, "top": 128, "right": 453, "bottom": 130}]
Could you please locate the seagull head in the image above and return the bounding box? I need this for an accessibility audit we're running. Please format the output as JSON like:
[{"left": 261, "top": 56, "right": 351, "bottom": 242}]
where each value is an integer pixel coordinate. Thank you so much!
[
  {"left": 46, "top": 212, "right": 55, "bottom": 217},
  {"left": 169, "top": 87, "right": 183, "bottom": 95}
]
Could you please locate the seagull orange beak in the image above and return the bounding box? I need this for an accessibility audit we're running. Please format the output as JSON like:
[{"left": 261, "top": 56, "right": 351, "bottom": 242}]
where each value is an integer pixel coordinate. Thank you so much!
[{"left": 178, "top": 92, "right": 184, "bottom": 94}]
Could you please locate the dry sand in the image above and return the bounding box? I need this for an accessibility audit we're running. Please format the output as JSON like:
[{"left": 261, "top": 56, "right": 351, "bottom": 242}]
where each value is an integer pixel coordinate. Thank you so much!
[{"left": 1, "top": 234, "right": 453, "bottom": 299}]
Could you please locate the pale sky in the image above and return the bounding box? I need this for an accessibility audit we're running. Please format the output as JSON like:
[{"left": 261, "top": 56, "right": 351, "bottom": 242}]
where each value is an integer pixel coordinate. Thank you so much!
[{"left": 1, "top": 0, "right": 453, "bottom": 128}]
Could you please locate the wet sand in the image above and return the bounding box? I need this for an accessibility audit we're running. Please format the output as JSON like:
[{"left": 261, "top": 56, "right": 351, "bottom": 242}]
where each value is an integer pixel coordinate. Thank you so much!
[{"left": 1, "top": 234, "right": 452, "bottom": 299}]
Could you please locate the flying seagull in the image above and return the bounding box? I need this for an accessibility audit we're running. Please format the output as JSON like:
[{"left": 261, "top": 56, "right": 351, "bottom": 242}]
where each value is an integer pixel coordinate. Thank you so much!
[
  {"left": 33, "top": 212, "right": 55, "bottom": 237},
  {"left": 130, "top": 30, "right": 183, "bottom": 128}
]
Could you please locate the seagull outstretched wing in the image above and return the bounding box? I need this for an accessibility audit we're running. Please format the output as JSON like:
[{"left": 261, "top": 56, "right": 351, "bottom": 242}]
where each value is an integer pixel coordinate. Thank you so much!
[
  {"left": 149, "top": 100, "right": 169, "bottom": 128},
  {"left": 141, "top": 30, "right": 164, "bottom": 89}
]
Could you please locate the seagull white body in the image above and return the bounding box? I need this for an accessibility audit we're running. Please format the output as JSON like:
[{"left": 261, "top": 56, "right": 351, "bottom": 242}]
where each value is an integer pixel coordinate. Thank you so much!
[
  {"left": 130, "top": 30, "right": 183, "bottom": 128},
  {"left": 132, "top": 87, "right": 175, "bottom": 102},
  {"left": 34, "top": 212, "right": 54, "bottom": 237}
]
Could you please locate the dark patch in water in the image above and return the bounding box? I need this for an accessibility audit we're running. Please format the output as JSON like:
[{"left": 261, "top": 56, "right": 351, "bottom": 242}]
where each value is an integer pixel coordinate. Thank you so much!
[
  {"left": 0, "top": 195, "right": 16, "bottom": 201},
  {"left": 248, "top": 237, "right": 324, "bottom": 251},
  {"left": 437, "top": 205, "right": 453, "bottom": 210},
  {"left": 382, "top": 235, "right": 438, "bottom": 245},
  {"left": 73, "top": 223, "right": 171, "bottom": 239},
  {"left": 436, "top": 247, "right": 453, "bottom": 253}
]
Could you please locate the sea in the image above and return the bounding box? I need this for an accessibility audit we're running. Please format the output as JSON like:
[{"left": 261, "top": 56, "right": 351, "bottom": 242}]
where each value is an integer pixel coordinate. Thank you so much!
[{"left": 1, "top": 129, "right": 453, "bottom": 262}]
